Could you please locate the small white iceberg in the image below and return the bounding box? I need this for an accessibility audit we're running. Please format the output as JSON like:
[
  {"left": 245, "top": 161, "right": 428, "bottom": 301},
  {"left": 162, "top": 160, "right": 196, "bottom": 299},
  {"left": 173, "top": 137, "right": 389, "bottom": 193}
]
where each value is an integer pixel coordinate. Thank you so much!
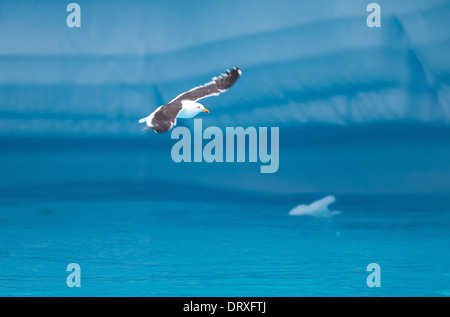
[{"left": 289, "top": 195, "right": 341, "bottom": 218}]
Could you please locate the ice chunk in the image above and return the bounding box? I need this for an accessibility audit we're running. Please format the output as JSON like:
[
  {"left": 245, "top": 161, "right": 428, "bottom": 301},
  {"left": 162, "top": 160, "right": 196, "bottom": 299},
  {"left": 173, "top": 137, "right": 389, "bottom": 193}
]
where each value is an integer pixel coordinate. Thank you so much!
[{"left": 289, "top": 195, "right": 340, "bottom": 218}]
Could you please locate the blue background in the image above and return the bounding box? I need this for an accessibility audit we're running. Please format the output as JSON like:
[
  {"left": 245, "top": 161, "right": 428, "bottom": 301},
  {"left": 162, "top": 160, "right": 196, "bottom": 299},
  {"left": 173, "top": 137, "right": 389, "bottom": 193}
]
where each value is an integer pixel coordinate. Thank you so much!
[{"left": 0, "top": 0, "right": 449, "bottom": 296}]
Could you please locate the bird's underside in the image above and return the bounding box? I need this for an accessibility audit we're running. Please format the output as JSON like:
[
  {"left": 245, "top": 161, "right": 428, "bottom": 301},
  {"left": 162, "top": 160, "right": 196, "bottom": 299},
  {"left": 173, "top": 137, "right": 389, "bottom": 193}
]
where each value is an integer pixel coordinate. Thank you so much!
[{"left": 140, "top": 67, "right": 242, "bottom": 133}]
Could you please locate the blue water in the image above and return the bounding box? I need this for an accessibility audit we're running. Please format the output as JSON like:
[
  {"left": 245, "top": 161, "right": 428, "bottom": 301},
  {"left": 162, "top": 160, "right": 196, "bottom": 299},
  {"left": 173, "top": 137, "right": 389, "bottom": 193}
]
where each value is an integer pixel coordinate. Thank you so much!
[
  {"left": 1, "top": 183, "right": 449, "bottom": 296},
  {"left": 1, "top": 130, "right": 450, "bottom": 296},
  {"left": 1, "top": 0, "right": 450, "bottom": 297}
]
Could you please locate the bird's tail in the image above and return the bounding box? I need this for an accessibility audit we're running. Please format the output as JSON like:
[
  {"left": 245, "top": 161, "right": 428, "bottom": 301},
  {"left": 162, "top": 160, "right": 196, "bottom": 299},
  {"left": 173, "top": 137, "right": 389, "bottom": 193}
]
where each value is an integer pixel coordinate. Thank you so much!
[{"left": 138, "top": 116, "right": 148, "bottom": 124}]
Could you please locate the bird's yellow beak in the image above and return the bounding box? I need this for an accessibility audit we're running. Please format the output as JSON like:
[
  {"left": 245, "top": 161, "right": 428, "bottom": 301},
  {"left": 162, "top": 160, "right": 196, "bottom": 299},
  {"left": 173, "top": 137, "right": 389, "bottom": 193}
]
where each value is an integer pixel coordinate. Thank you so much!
[{"left": 202, "top": 108, "right": 210, "bottom": 113}]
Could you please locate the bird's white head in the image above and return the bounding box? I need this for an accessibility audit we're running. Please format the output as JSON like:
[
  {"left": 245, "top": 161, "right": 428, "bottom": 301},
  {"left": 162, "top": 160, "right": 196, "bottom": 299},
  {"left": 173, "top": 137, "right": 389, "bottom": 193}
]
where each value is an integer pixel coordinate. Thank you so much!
[{"left": 178, "top": 100, "right": 210, "bottom": 119}]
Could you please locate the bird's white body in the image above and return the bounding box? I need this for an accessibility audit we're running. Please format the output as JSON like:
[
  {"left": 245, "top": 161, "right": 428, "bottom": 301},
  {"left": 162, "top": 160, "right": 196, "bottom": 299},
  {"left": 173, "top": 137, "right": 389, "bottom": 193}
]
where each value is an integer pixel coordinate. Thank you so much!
[
  {"left": 177, "top": 100, "right": 208, "bottom": 118},
  {"left": 138, "top": 100, "right": 208, "bottom": 130}
]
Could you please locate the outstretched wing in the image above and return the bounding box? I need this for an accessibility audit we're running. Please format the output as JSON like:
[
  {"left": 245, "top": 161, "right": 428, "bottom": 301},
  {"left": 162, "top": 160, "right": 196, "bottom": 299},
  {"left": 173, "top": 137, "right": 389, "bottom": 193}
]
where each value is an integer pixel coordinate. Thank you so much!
[
  {"left": 169, "top": 67, "right": 242, "bottom": 103},
  {"left": 150, "top": 101, "right": 183, "bottom": 133}
]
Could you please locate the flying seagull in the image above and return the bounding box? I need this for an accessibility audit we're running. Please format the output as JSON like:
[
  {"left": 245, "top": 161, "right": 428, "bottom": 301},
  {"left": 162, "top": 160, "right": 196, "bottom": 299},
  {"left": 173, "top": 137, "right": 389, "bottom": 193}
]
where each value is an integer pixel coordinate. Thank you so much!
[{"left": 139, "top": 67, "right": 242, "bottom": 133}]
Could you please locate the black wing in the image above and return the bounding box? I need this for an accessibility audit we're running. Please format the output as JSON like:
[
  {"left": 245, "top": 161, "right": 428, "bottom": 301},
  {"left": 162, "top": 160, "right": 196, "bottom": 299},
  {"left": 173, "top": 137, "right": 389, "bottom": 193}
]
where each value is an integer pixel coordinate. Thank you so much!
[
  {"left": 169, "top": 67, "right": 242, "bottom": 103},
  {"left": 151, "top": 101, "right": 183, "bottom": 133}
]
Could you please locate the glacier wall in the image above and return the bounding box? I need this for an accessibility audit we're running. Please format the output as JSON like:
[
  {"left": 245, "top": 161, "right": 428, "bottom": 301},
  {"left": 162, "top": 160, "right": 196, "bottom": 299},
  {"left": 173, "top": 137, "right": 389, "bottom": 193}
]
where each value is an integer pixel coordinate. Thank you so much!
[
  {"left": 1, "top": 0, "right": 450, "bottom": 194},
  {"left": 0, "top": 0, "right": 449, "bottom": 135}
]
